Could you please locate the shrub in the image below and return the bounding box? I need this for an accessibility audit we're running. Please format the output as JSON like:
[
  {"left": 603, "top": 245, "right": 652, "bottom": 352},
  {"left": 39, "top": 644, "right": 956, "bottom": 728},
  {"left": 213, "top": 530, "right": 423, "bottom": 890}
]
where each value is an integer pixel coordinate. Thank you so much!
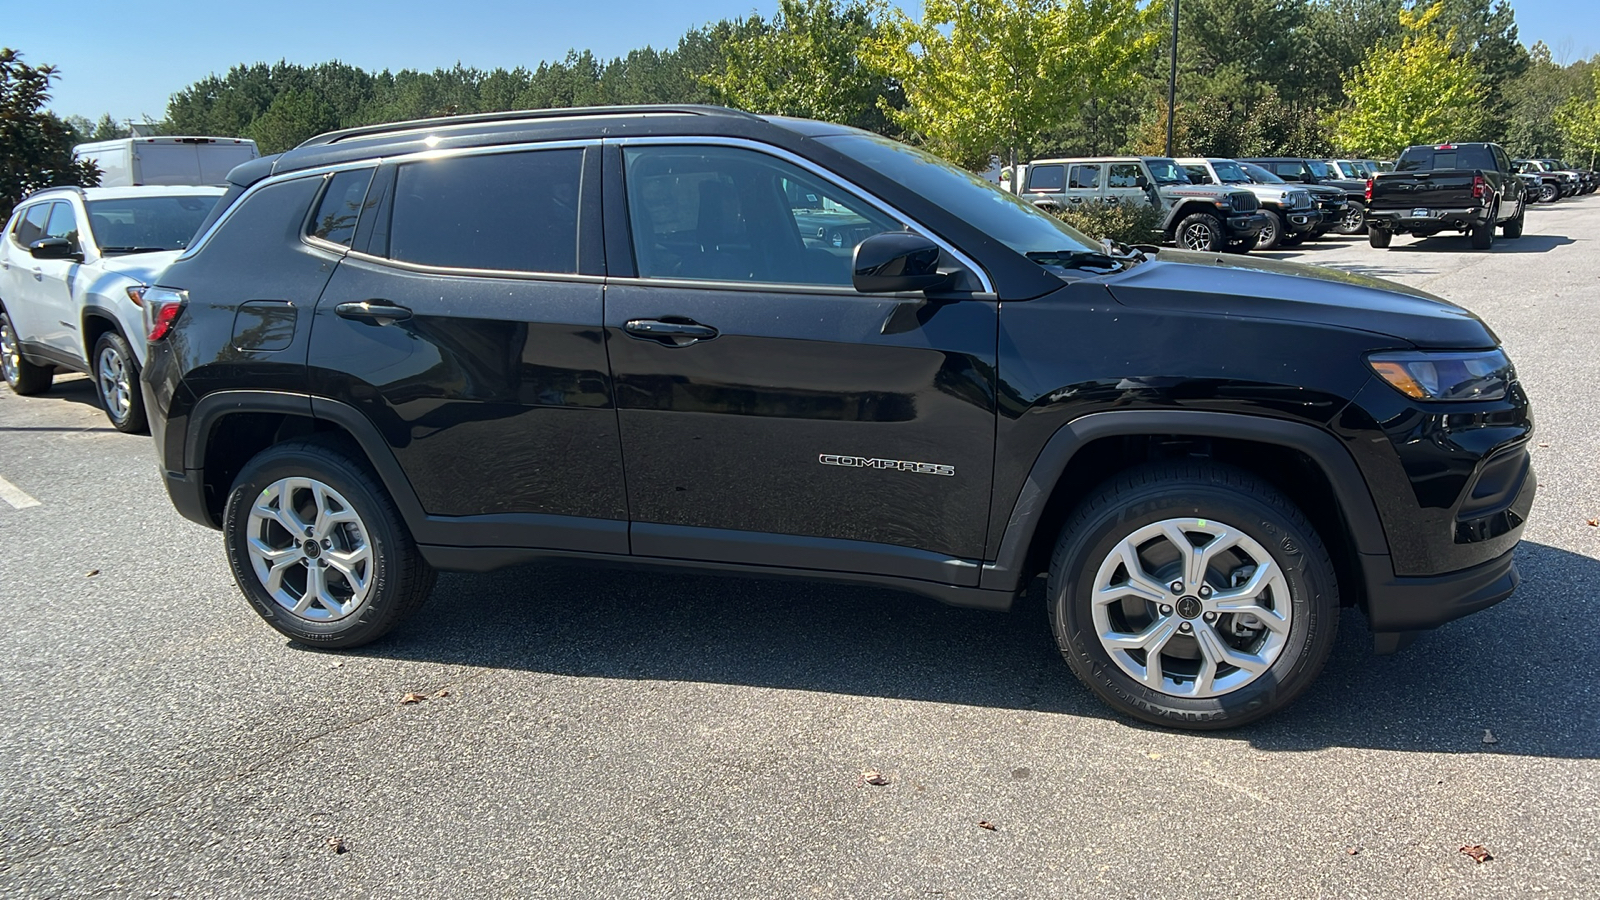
[{"left": 1050, "top": 199, "right": 1164, "bottom": 246}]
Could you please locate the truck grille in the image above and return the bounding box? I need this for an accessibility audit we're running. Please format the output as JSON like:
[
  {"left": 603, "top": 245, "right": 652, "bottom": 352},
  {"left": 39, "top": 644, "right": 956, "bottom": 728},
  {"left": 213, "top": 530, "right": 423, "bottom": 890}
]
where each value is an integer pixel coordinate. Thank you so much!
[
  {"left": 1287, "top": 190, "right": 1313, "bottom": 209},
  {"left": 1229, "top": 192, "right": 1259, "bottom": 212}
]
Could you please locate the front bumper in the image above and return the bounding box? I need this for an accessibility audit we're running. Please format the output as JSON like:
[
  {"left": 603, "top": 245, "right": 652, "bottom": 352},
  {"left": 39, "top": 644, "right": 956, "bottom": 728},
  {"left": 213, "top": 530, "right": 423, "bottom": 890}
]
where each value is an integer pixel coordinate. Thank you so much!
[
  {"left": 1224, "top": 211, "right": 1268, "bottom": 239},
  {"left": 1284, "top": 208, "right": 1320, "bottom": 232}
]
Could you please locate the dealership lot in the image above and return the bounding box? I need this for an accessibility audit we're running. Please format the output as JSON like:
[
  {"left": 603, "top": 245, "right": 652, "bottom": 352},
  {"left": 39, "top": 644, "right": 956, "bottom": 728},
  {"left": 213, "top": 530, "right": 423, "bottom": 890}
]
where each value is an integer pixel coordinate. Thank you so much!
[{"left": 2, "top": 198, "right": 1597, "bottom": 899}]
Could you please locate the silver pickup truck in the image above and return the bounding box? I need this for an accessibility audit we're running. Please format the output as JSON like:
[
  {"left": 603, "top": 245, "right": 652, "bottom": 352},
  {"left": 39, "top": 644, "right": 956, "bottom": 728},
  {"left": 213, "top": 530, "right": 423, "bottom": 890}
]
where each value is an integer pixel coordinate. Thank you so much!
[{"left": 1014, "top": 156, "right": 1267, "bottom": 252}]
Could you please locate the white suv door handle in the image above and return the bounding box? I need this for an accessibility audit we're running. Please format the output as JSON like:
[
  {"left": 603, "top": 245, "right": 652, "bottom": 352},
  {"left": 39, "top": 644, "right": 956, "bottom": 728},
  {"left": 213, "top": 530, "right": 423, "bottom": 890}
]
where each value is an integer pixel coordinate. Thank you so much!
[{"left": 31, "top": 268, "right": 43, "bottom": 280}]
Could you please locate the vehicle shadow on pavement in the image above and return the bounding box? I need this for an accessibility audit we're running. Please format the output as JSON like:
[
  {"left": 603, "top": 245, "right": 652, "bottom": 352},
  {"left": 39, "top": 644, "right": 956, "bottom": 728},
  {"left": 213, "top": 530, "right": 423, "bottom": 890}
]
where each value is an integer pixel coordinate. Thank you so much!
[
  {"left": 1385, "top": 234, "right": 1576, "bottom": 254},
  {"left": 350, "top": 540, "right": 1596, "bottom": 759}
]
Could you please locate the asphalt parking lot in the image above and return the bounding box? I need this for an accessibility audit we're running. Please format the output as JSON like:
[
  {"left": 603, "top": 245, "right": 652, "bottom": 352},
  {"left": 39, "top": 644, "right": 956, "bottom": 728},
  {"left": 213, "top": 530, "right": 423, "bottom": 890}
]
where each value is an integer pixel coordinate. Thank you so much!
[{"left": 2, "top": 197, "right": 1597, "bottom": 899}]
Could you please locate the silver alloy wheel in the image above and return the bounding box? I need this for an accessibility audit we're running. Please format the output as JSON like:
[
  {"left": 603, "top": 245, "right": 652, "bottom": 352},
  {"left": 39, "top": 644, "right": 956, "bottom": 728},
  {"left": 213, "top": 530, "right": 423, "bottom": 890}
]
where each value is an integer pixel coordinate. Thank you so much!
[
  {"left": 1539, "top": 183, "right": 1558, "bottom": 203},
  {"left": 1180, "top": 220, "right": 1217, "bottom": 250},
  {"left": 1, "top": 318, "right": 18, "bottom": 383},
  {"left": 1255, "top": 214, "right": 1277, "bottom": 249},
  {"left": 97, "top": 345, "right": 131, "bottom": 421},
  {"left": 1341, "top": 205, "right": 1365, "bottom": 232},
  {"left": 1091, "top": 517, "right": 1292, "bottom": 698},
  {"left": 245, "top": 477, "right": 375, "bottom": 622}
]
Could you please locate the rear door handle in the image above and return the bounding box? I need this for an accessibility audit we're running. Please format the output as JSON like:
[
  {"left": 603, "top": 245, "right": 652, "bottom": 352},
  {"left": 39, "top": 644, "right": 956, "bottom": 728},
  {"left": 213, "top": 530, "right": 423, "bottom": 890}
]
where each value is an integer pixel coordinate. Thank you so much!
[
  {"left": 335, "top": 300, "right": 412, "bottom": 324},
  {"left": 624, "top": 318, "right": 719, "bottom": 346}
]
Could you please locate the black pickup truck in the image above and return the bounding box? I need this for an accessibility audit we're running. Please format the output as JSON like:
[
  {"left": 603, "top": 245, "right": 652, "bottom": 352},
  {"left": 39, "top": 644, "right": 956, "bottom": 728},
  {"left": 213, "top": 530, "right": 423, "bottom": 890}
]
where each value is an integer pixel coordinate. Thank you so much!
[{"left": 1366, "top": 143, "right": 1527, "bottom": 250}]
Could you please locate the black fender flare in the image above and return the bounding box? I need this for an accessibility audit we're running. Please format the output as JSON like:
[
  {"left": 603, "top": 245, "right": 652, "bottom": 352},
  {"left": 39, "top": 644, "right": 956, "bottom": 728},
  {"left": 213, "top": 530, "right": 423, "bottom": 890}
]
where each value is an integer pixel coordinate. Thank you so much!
[
  {"left": 80, "top": 304, "right": 129, "bottom": 358},
  {"left": 978, "top": 410, "right": 1392, "bottom": 592}
]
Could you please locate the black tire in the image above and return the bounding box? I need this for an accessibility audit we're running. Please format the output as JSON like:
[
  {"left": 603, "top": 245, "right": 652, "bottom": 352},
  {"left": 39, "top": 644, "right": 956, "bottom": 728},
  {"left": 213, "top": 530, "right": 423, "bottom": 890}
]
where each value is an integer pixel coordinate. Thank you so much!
[
  {"left": 1046, "top": 462, "right": 1339, "bottom": 730},
  {"left": 1538, "top": 182, "right": 1558, "bottom": 203},
  {"left": 91, "top": 331, "right": 148, "bottom": 434},
  {"left": 1335, "top": 200, "right": 1367, "bottom": 235},
  {"left": 1279, "top": 232, "right": 1305, "bottom": 247},
  {"left": 1502, "top": 203, "right": 1525, "bottom": 238},
  {"left": 1367, "top": 226, "right": 1392, "bottom": 248},
  {"left": 223, "top": 437, "right": 436, "bottom": 648},
  {"left": 1174, "top": 212, "right": 1225, "bottom": 252},
  {"left": 1470, "top": 213, "right": 1495, "bottom": 250},
  {"left": 1220, "top": 240, "right": 1252, "bottom": 254},
  {"left": 0, "top": 310, "right": 54, "bottom": 395},
  {"left": 1254, "top": 210, "right": 1285, "bottom": 250}
]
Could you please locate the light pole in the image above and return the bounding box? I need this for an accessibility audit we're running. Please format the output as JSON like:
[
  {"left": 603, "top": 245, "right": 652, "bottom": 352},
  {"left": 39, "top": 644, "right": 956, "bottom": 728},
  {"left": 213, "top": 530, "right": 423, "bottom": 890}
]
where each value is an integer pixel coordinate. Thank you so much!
[{"left": 1165, "top": 0, "right": 1179, "bottom": 158}]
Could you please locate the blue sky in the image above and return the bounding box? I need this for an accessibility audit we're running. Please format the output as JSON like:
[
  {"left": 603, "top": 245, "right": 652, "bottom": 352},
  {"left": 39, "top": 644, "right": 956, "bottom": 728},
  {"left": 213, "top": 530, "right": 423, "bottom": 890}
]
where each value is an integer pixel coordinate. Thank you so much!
[{"left": 9, "top": 0, "right": 1598, "bottom": 122}]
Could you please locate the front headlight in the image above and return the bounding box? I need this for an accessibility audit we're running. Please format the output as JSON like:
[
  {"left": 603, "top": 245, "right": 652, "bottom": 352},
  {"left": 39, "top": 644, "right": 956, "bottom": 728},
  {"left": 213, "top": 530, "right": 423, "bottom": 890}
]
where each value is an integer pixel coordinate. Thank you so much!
[{"left": 1367, "top": 349, "right": 1513, "bottom": 401}]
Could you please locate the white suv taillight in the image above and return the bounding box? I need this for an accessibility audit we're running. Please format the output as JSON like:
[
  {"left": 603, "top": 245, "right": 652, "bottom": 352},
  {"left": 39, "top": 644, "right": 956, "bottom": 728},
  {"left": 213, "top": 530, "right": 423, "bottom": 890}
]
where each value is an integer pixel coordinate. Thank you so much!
[{"left": 143, "top": 288, "right": 188, "bottom": 341}]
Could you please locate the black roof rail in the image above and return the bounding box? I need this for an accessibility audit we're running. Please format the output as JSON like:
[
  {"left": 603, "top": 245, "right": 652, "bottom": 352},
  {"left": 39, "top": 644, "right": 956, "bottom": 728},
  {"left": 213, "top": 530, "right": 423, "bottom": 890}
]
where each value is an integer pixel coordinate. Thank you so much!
[{"left": 296, "top": 104, "right": 762, "bottom": 148}]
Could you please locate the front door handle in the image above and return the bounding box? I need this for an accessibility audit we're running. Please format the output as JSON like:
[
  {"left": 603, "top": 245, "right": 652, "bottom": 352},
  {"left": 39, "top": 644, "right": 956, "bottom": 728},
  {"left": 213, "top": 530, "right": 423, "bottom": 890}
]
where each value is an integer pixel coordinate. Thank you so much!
[
  {"left": 624, "top": 318, "right": 719, "bottom": 347},
  {"left": 335, "top": 300, "right": 412, "bottom": 324},
  {"left": 32, "top": 268, "right": 43, "bottom": 281}
]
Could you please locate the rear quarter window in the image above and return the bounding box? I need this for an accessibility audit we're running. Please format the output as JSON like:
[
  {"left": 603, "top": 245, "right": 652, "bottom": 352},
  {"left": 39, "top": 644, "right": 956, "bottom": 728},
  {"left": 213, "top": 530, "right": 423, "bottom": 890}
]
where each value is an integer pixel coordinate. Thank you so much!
[{"left": 308, "top": 169, "right": 375, "bottom": 247}]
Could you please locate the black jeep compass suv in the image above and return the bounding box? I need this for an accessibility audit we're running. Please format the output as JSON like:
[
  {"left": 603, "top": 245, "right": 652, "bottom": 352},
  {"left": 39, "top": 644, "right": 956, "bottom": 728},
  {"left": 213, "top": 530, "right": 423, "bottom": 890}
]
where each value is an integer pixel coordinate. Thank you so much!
[{"left": 142, "top": 106, "right": 1534, "bottom": 729}]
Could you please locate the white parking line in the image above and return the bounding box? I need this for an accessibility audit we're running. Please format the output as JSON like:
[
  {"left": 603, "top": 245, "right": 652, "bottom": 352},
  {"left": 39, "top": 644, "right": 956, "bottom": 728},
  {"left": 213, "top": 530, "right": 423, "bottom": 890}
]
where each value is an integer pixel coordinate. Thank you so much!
[{"left": 0, "top": 476, "right": 41, "bottom": 509}]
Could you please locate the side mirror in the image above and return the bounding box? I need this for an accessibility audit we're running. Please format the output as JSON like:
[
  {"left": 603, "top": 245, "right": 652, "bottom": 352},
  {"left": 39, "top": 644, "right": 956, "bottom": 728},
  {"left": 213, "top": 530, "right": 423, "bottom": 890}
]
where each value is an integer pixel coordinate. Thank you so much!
[
  {"left": 29, "top": 237, "right": 82, "bottom": 261},
  {"left": 1301, "top": 173, "right": 1317, "bottom": 184},
  {"left": 853, "top": 232, "right": 950, "bottom": 294},
  {"left": 1134, "top": 175, "right": 1150, "bottom": 188}
]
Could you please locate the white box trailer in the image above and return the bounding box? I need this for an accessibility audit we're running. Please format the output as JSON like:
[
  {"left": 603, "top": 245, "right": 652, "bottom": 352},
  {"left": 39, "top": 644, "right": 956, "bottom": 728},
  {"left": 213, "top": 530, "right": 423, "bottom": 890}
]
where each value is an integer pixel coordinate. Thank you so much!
[{"left": 73, "top": 136, "right": 260, "bottom": 187}]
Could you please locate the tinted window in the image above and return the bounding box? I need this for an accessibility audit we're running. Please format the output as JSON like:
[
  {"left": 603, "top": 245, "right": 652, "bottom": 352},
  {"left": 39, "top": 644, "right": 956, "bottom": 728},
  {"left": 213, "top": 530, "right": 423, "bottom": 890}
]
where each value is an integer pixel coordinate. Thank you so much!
[
  {"left": 1210, "top": 160, "right": 1251, "bottom": 183},
  {"left": 15, "top": 203, "right": 51, "bottom": 246},
  {"left": 1271, "top": 162, "right": 1303, "bottom": 178},
  {"left": 1395, "top": 146, "right": 1495, "bottom": 172},
  {"left": 44, "top": 202, "right": 79, "bottom": 243},
  {"left": 1069, "top": 165, "right": 1101, "bottom": 189},
  {"left": 309, "top": 169, "right": 375, "bottom": 247},
  {"left": 1305, "top": 160, "right": 1334, "bottom": 178},
  {"left": 1141, "top": 159, "right": 1189, "bottom": 185},
  {"left": 1240, "top": 162, "right": 1285, "bottom": 184},
  {"left": 1182, "top": 165, "right": 1214, "bottom": 185},
  {"left": 623, "top": 145, "right": 899, "bottom": 286},
  {"left": 85, "top": 194, "right": 220, "bottom": 253},
  {"left": 389, "top": 149, "right": 582, "bottom": 273},
  {"left": 1026, "top": 165, "right": 1064, "bottom": 192}
]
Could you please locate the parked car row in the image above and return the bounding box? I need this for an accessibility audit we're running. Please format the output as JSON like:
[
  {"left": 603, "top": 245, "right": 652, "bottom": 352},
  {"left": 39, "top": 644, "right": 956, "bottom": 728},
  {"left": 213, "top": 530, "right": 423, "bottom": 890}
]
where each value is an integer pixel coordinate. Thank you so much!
[
  {"left": 1513, "top": 157, "right": 1598, "bottom": 202},
  {"left": 0, "top": 106, "right": 1537, "bottom": 731}
]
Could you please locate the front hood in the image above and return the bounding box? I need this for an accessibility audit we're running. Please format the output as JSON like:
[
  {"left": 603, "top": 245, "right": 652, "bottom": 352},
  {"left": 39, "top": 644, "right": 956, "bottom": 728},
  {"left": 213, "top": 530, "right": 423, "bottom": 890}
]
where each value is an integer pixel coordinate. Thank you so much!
[
  {"left": 95, "top": 250, "right": 183, "bottom": 285},
  {"left": 1103, "top": 250, "right": 1496, "bottom": 349},
  {"left": 1160, "top": 185, "right": 1233, "bottom": 201}
]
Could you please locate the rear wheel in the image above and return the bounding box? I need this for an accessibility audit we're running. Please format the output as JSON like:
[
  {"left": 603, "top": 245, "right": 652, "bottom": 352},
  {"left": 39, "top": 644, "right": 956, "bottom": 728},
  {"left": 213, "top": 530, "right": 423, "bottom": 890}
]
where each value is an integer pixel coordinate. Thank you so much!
[
  {"left": 1367, "top": 226, "right": 1392, "bottom": 248},
  {"left": 1175, "top": 212, "right": 1225, "bottom": 252},
  {"left": 1470, "top": 213, "right": 1496, "bottom": 250},
  {"left": 93, "top": 331, "right": 147, "bottom": 434},
  {"left": 1336, "top": 201, "right": 1367, "bottom": 235},
  {"left": 223, "top": 437, "right": 436, "bottom": 648},
  {"left": 1047, "top": 463, "right": 1339, "bottom": 730},
  {"left": 0, "top": 311, "right": 53, "bottom": 395}
]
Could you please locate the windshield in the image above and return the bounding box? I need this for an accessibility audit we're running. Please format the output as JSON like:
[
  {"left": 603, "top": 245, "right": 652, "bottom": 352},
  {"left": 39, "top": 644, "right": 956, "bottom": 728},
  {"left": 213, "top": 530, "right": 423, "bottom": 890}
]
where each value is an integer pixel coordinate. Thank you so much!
[
  {"left": 1305, "top": 160, "right": 1334, "bottom": 179},
  {"left": 86, "top": 194, "right": 222, "bottom": 253},
  {"left": 816, "top": 132, "right": 1097, "bottom": 261},
  {"left": 1239, "top": 162, "right": 1286, "bottom": 184},
  {"left": 1143, "top": 159, "right": 1191, "bottom": 184},
  {"left": 1210, "top": 160, "right": 1251, "bottom": 183}
]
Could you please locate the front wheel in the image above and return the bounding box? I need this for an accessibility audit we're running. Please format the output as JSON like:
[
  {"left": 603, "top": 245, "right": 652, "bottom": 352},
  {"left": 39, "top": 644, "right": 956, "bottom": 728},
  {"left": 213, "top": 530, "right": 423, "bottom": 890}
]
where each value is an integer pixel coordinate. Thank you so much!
[
  {"left": 1047, "top": 463, "right": 1339, "bottom": 729},
  {"left": 1336, "top": 201, "right": 1367, "bottom": 235},
  {"left": 223, "top": 437, "right": 436, "bottom": 648},
  {"left": 1174, "top": 212, "right": 1225, "bottom": 252},
  {"left": 1, "top": 311, "right": 53, "bottom": 395},
  {"left": 1254, "top": 211, "right": 1285, "bottom": 250},
  {"left": 1538, "top": 182, "right": 1558, "bottom": 203},
  {"left": 93, "top": 331, "right": 147, "bottom": 434}
]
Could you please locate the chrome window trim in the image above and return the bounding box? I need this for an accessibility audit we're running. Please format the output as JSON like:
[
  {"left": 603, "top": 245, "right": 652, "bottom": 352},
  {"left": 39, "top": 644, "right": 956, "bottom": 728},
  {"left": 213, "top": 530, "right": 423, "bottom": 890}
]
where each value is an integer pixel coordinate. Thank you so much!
[
  {"left": 340, "top": 249, "right": 606, "bottom": 285},
  {"left": 608, "top": 135, "right": 995, "bottom": 295},
  {"left": 301, "top": 167, "right": 378, "bottom": 254},
  {"left": 179, "top": 139, "right": 598, "bottom": 263}
]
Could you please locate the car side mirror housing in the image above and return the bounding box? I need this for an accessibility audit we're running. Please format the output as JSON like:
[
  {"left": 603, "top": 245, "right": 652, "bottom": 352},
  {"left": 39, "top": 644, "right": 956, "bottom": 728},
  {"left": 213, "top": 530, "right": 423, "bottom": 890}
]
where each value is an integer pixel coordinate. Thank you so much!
[
  {"left": 29, "top": 237, "right": 82, "bottom": 261},
  {"left": 1134, "top": 175, "right": 1150, "bottom": 188},
  {"left": 853, "top": 232, "right": 951, "bottom": 294}
]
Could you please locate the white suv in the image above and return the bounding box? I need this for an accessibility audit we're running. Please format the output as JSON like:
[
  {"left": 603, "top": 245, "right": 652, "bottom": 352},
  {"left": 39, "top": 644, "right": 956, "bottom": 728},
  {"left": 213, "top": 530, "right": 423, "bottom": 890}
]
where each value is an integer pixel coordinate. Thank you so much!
[{"left": 0, "top": 185, "right": 222, "bottom": 431}]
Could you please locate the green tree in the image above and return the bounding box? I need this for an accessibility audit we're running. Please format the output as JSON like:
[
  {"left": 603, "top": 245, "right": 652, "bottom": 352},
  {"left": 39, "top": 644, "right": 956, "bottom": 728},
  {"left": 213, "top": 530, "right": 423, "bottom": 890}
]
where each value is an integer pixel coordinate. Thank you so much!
[
  {"left": 867, "top": 0, "right": 1161, "bottom": 170},
  {"left": 1504, "top": 42, "right": 1590, "bottom": 157},
  {"left": 704, "top": 0, "right": 896, "bottom": 131},
  {"left": 1554, "top": 64, "right": 1600, "bottom": 169},
  {"left": 1331, "top": 2, "right": 1487, "bottom": 156},
  {"left": 0, "top": 49, "right": 99, "bottom": 222},
  {"left": 246, "top": 89, "right": 339, "bottom": 153}
]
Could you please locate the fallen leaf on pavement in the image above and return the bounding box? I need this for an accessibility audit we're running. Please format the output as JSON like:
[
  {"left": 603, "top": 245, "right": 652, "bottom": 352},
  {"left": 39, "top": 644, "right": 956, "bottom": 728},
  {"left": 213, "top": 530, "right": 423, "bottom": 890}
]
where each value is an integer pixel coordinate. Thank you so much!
[
  {"left": 434, "top": 688, "right": 451, "bottom": 699},
  {"left": 1482, "top": 729, "right": 1499, "bottom": 745},
  {"left": 1346, "top": 847, "right": 1361, "bottom": 856},
  {"left": 1459, "top": 844, "right": 1492, "bottom": 864},
  {"left": 329, "top": 661, "right": 343, "bottom": 669},
  {"left": 977, "top": 820, "right": 997, "bottom": 831},
  {"left": 862, "top": 770, "right": 890, "bottom": 786},
  {"left": 1587, "top": 519, "right": 1598, "bottom": 527},
  {"left": 85, "top": 570, "right": 100, "bottom": 578},
  {"left": 400, "top": 692, "right": 428, "bottom": 704},
  {"left": 327, "top": 836, "right": 347, "bottom": 854}
]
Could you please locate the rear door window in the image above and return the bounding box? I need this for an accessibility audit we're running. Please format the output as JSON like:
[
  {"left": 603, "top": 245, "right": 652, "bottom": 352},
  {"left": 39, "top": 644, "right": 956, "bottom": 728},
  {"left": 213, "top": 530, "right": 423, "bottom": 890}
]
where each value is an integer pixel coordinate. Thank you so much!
[
  {"left": 387, "top": 149, "right": 582, "bottom": 273},
  {"left": 308, "top": 169, "right": 375, "bottom": 247},
  {"left": 1068, "top": 165, "right": 1101, "bottom": 189}
]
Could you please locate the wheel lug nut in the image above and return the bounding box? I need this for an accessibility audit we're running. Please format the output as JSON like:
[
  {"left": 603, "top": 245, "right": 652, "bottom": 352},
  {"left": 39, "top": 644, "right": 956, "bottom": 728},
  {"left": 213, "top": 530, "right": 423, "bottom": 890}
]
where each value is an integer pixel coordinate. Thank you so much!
[
  {"left": 1179, "top": 622, "right": 1192, "bottom": 633},
  {"left": 1169, "top": 581, "right": 1184, "bottom": 594},
  {"left": 317, "top": 559, "right": 328, "bottom": 568},
  {"left": 1203, "top": 612, "right": 1218, "bottom": 622},
  {"left": 305, "top": 527, "right": 314, "bottom": 538},
  {"left": 1160, "top": 605, "right": 1174, "bottom": 616},
  {"left": 322, "top": 538, "right": 332, "bottom": 548},
  {"left": 1199, "top": 586, "right": 1212, "bottom": 598}
]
